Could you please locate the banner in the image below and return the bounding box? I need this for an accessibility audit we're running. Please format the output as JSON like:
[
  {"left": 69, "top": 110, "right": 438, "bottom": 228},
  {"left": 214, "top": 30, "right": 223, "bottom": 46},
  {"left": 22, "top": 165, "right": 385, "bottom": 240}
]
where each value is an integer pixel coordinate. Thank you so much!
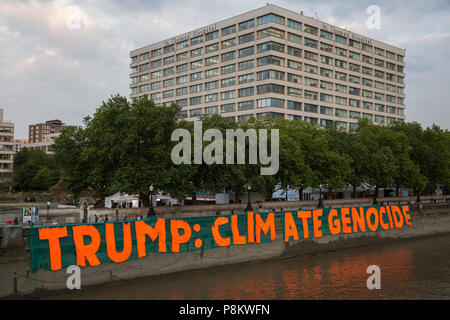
[
  {"left": 23, "top": 207, "right": 33, "bottom": 223},
  {"left": 29, "top": 205, "right": 412, "bottom": 273}
]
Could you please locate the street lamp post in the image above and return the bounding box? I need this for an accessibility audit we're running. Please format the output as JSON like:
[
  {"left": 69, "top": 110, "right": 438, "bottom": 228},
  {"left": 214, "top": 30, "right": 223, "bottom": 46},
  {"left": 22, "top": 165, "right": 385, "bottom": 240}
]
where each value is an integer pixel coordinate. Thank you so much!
[
  {"left": 245, "top": 184, "right": 253, "bottom": 212},
  {"left": 147, "top": 185, "right": 156, "bottom": 217},
  {"left": 46, "top": 199, "right": 51, "bottom": 221},
  {"left": 373, "top": 185, "right": 378, "bottom": 205},
  {"left": 318, "top": 184, "right": 323, "bottom": 208}
]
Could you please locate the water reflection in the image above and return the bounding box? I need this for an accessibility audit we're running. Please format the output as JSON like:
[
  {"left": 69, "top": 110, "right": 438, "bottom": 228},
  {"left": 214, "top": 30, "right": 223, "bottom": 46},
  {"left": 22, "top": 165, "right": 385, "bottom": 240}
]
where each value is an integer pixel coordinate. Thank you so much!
[{"left": 44, "top": 234, "right": 450, "bottom": 300}]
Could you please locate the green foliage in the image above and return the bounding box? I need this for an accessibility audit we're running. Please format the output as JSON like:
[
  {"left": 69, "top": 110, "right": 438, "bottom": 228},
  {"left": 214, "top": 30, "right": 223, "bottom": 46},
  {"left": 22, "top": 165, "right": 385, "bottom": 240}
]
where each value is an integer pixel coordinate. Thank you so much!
[{"left": 51, "top": 94, "right": 450, "bottom": 203}]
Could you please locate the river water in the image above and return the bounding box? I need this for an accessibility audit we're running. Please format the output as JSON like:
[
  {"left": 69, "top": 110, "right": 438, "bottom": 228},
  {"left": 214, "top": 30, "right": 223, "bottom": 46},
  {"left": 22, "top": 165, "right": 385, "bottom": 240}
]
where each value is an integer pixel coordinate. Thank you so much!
[{"left": 44, "top": 234, "right": 450, "bottom": 300}]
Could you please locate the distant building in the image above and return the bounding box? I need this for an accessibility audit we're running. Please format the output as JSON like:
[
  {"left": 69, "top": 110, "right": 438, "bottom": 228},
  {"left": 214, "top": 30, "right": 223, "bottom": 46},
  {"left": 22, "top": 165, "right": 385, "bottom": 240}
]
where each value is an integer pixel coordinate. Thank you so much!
[
  {"left": 22, "top": 133, "right": 60, "bottom": 155},
  {"left": 14, "top": 139, "right": 28, "bottom": 153},
  {"left": 0, "top": 109, "right": 14, "bottom": 180},
  {"left": 28, "top": 119, "right": 76, "bottom": 143}
]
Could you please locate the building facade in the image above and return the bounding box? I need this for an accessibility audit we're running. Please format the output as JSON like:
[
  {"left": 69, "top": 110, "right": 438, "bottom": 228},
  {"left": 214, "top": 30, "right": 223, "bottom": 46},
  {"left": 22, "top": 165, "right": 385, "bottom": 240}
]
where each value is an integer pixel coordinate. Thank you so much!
[
  {"left": 129, "top": 4, "right": 406, "bottom": 129},
  {"left": 28, "top": 119, "right": 75, "bottom": 143},
  {"left": 14, "top": 139, "right": 28, "bottom": 153},
  {"left": 0, "top": 109, "right": 15, "bottom": 180},
  {"left": 22, "top": 133, "right": 59, "bottom": 155}
]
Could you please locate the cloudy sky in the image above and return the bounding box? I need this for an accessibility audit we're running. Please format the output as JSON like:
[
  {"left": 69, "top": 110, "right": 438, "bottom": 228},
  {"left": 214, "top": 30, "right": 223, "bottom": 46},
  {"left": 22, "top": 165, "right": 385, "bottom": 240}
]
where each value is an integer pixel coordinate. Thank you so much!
[{"left": 1, "top": 0, "right": 449, "bottom": 138}]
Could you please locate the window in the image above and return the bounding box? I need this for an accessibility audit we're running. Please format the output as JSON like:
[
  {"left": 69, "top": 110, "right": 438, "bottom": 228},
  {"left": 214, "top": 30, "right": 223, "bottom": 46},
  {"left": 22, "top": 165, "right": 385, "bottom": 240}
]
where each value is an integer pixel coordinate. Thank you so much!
[
  {"left": 163, "top": 78, "right": 174, "bottom": 87},
  {"left": 221, "top": 77, "right": 236, "bottom": 87},
  {"left": 222, "top": 25, "right": 236, "bottom": 36},
  {"left": 320, "top": 81, "right": 333, "bottom": 90},
  {"left": 191, "top": 35, "right": 203, "bottom": 46},
  {"left": 349, "top": 99, "right": 360, "bottom": 108},
  {"left": 335, "top": 96, "right": 347, "bottom": 105},
  {"left": 131, "top": 56, "right": 138, "bottom": 64},
  {"left": 140, "top": 63, "right": 149, "bottom": 71},
  {"left": 151, "top": 92, "right": 161, "bottom": 100},
  {"left": 335, "top": 108, "right": 347, "bottom": 117},
  {"left": 177, "top": 40, "right": 188, "bottom": 50},
  {"left": 321, "top": 106, "right": 333, "bottom": 115},
  {"left": 190, "top": 84, "right": 203, "bottom": 93},
  {"left": 239, "top": 19, "right": 255, "bottom": 31},
  {"left": 152, "top": 60, "right": 162, "bottom": 68},
  {"left": 190, "top": 71, "right": 202, "bottom": 81},
  {"left": 287, "top": 101, "right": 301, "bottom": 110},
  {"left": 287, "top": 59, "right": 302, "bottom": 71},
  {"left": 335, "top": 71, "right": 346, "bottom": 81},
  {"left": 190, "top": 96, "right": 203, "bottom": 105},
  {"left": 152, "top": 48, "right": 162, "bottom": 57},
  {"left": 239, "top": 87, "right": 254, "bottom": 97},
  {"left": 349, "top": 87, "right": 360, "bottom": 95},
  {"left": 205, "top": 93, "right": 219, "bottom": 103},
  {"left": 349, "top": 39, "right": 360, "bottom": 49},
  {"left": 335, "top": 84, "right": 347, "bottom": 93},
  {"left": 363, "top": 102, "right": 373, "bottom": 110},
  {"left": 362, "top": 44, "right": 372, "bottom": 53},
  {"left": 320, "top": 68, "right": 333, "bottom": 78},
  {"left": 304, "top": 51, "right": 318, "bottom": 61},
  {"left": 221, "top": 64, "right": 236, "bottom": 75},
  {"left": 151, "top": 70, "right": 162, "bottom": 79},
  {"left": 221, "top": 90, "right": 236, "bottom": 100},
  {"left": 239, "top": 33, "right": 254, "bottom": 44},
  {"left": 335, "top": 47, "right": 347, "bottom": 57},
  {"left": 205, "top": 68, "right": 219, "bottom": 78},
  {"left": 304, "top": 103, "right": 318, "bottom": 113},
  {"left": 257, "top": 69, "right": 284, "bottom": 81},
  {"left": 375, "top": 115, "right": 385, "bottom": 124},
  {"left": 362, "top": 90, "right": 373, "bottom": 98},
  {"left": 304, "top": 77, "right": 318, "bottom": 87},
  {"left": 239, "top": 114, "right": 254, "bottom": 123},
  {"left": 335, "top": 59, "right": 347, "bottom": 69},
  {"left": 176, "top": 87, "right": 188, "bottom": 96},
  {"left": 238, "top": 100, "right": 254, "bottom": 111},
  {"left": 375, "top": 70, "right": 384, "bottom": 79},
  {"left": 239, "top": 46, "right": 254, "bottom": 57},
  {"left": 362, "top": 67, "right": 372, "bottom": 76},
  {"left": 257, "top": 13, "right": 285, "bottom": 26},
  {"left": 304, "top": 90, "right": 318, "bottom": 100},
  {"left": 205, "top": 80, "right": 219, "bottom": 91},
  {"left": 131, "top": 76, "right": 138, "bottom": 84},
  {"left": 257, "top": 27, "right": 285, "bottom": 39},
  {"left": 206, "top": 55, "right": 219, "bottom": 65},
  {"left": 191, "top": 48, "right": 203, "bottom": 58},
  {"left": 335, "top": 35, "right": 347, "bottom": 45},
  {"left": 206, "top": 43, "right": 219, "bottom": 53},
  {"left": 320, "top": 30, "right": 333, "bottom": 40},
  {"left": 320, "top": 55, "right": 333, "bottom": 65},
  {"left": 287, "top": 46, "right": 301, "bottom": 57},
  {"left": 304, "top": 117, "right": 318, "bottom": 125},
  {"left": 257, "top": 41, "right": 284, "bottom": 53},
  {"left": 140, "top": 84, "right": 149, "bottom": 92},
  {"left": 287, "top": 19, "right": 302, "bottom": 30},
  {"left": 177, "top": 63, "right": 188, "bottom": 73},
  {"left": 287, "top": 33, "right": 302, "bottom": 44},
  {"left": 163, "top": 89, "right": 174, "bottom": 99},
  {"left": 151, "top": 81, "right": 162, "bottom": 90},
  {"left": 238, "top": 60, "right": 254, "bottom": 71},
  {"left": 375, "top": 59, "right": 384, "bottom": 67},
  {"left": 257, "top": 84, "right": 284, "bottom": 95},
  {"left": 375, "top": 47, "right": 384, "bottom": 56},
  {"left": 257, "top": 98, "right": 284, "bottom": 108},
  {"left": 221, "top": 103, "right": 236, "bottom": 113},
  {"left": 206, "top": 30, "right": 219, "bottom": 41},
  {"left": 349, "top": 51, "right": 360, "bottom": 61},
  {"left": 130, "top": 66, "right": 138, "bottom": 73},
  {"left": 320, "top": 43, "right": 332, "bottom": 53},
  {"left": 176, "top": 99, "right": 188, "bottom": 107},
  {"left": 304, "top": 24, "right": 318, "bottom": 35},
  {"left": 190, "top": 108, "right": 202, "bottom": 117},
  {"left": 257, "top": 55, "right": 284, "bottom": 67},
  {"left": 287, "top": 73, "right": 301, "bottom": 84},
  {"left": 362, "top": 78, "right": 372, "bottom": 86},
  {"left": 205, "top": 106, "right": 219, "bottom": 114},
  {"left": 320, "top": 93, "right": 333, "bottom": 103},
  {"left": 164, "top": 44, "right": 175, "bottom": 54},
  {"left": 176, "top": 75, "right": 188, "bottom": 84},
  {"left": 349, "top": 75, "right": 360, "bottom": 84},
  {"left": 222, "top": 38, "right": 236, "bottom": 49},
  {"left": 191, "top": 59, "right": 203, "bottom": 69},
  {"left": 239, "top": 73, "right": 254, "bottom": 84},
  {"left": 386, "top": 106, "right": 396, "bottom": 114},
  {"left": 304, "top": 37, "right": 318, "bottom": 48},
  {"left": 304, "top": 63, "right": 317, "bottom": 74},
  {"left": 375, "top": 104, "right": 385, "bottom": 112},
  {"left": 140, "top": 74, "right": 150, "bottom": 81},
  {"left": 287, "top": 87, "right": 301, "bottom": 97},
  {"left": 177, "top": 52, "right": 188, "bottom": 61}
]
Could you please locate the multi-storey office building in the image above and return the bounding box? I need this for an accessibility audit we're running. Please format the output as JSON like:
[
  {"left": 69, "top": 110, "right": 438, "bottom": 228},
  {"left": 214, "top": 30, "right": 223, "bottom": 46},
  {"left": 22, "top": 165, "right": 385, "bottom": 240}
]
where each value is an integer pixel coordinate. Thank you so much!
[
  {"left": 28, "top": 119, "right": 76, "bottom": 143},
  {"left": 0, "top": 109, "right": 14, "bottom": 180},
  {"left": 129, "top": 4, "right": 406, "bottom": 129}
]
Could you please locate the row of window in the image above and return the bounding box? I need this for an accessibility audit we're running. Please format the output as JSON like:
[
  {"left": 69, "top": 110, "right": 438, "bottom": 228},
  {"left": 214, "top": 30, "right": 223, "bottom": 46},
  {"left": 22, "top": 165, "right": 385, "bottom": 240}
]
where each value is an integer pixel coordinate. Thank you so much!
[{"left": 132, "top": 13, "right": 404, "bottom": 65}]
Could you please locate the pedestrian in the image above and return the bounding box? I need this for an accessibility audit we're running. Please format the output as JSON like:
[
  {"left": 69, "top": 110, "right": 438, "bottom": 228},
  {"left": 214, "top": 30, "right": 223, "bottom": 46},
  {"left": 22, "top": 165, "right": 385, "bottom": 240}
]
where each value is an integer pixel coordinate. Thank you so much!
[
  {"left": 104, "top": 215, "right": 109, "bottom": 222},
  {"left": 14, "top": 217, "right": 18, "bottom": 225},
  {"left": 98, "top": 216, "right": 103, "bottom": 223},
  {"left": 94, "top": 214, "right": 98, "bottom": 223}
]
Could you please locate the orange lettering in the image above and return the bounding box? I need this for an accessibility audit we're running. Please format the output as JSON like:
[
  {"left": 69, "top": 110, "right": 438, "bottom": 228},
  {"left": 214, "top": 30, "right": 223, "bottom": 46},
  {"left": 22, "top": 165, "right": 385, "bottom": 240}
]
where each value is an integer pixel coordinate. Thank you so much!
[
  {"left": 297, "top": 211, "right": 312, "bottom": 239},
  {"left": 379, "top": 207, "right": 389, "bottom": 230},
  {"left": 366, "top": 207, "right": 380, "bottom": 232},
  {"left": 135, "top": 219, "right": 167, "bottom": 257},
  {"left": 351, "top": 207, "right": 366, "bottom": 232},
  {"left": 170, "top": 220, "right": 192, "bottom": 252},
  {"left": 72, "top": 225, "right": 101, "bottom": 267},
  {"left": 284, "top": 212, "right": 299, "bottom": 242},
  {"left": 391, "top": 205, "right": 404, "bottom": 228},
  {"left": 312, "top": 209, "right": 323, "bottom": 238},
  {"left": 255, "top": 213, "right": 276, "bottom": 243},
  {"left": 247, "top": 212, "right": 255, "bottom": 243},
  {"left": 402, "top": 205, "right": 412, "bottom": 226},
  {"left": 386, "top": 206, "right": 394, "bottom": 229},
  {"left": 328, "top": 209, "right": 341, "bottom": 235},
  {"left": 340, "top": 208, "right": 351, "bottom": 234},
  {"left": 231, "top": 215, "right": 246, "bottom": 245},
  {"left": 105, "top": 222, "right": 132, "bottom": 263},
  {"left": 211, "top": 217, "right": 230, "bottom": 247},
  {"left": 38, "top": 226, "right": 68, "bottom": 271}
]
